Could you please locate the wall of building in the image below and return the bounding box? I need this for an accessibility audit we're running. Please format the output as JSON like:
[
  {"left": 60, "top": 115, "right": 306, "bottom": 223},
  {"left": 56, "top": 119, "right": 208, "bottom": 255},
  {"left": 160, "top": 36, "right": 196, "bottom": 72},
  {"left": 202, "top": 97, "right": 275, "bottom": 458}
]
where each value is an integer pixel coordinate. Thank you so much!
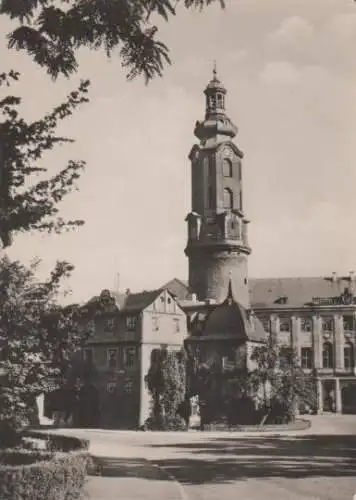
[{"left": 255, "top": 308, "right": 356, "bottom": 413}]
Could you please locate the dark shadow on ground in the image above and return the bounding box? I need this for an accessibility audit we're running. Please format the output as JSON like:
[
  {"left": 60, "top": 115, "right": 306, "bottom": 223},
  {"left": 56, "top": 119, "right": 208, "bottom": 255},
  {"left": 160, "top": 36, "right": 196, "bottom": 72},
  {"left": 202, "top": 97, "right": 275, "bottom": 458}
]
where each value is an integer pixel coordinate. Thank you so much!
[
  {"left": 90, "top": 435, "right": 356, "bottom": 484},
  {"left": 88, "top": 457, "right": 167, "bottom": 480}
]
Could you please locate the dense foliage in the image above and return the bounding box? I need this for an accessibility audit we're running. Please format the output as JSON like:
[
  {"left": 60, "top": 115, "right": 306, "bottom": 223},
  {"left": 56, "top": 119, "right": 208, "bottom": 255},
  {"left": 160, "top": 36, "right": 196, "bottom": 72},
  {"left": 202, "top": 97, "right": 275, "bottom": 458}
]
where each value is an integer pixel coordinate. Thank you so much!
[
  {"left": 248, "top": 343, "right": 317, "bottom": 423},
  {"left": 0, "top": 256, "right": 88, "bottom": 444},
  {"left": 1, "top": 0, "right": 225, "bottom": 83},
  {"left": 145, "top": 348, "right": 187, "bottom": 430},
  {"left": 0, "top": 72, "right": 89, "bottom": 248}
]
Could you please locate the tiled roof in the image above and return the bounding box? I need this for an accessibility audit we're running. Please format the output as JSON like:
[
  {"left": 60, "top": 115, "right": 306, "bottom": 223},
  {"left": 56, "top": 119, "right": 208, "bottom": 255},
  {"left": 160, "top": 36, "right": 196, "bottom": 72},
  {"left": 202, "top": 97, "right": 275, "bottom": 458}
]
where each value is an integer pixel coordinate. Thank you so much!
[
  {"left": 248, "top": 277, "right": 351, "bottom": 308},
  {"left": 162, "top": 279, "right": 191, "bottom": 300},
  {"left": 164, "top": 276, "right": 354, "bottom": 308},
  {"left": 111, "top": 289, "right": 163, "bottom": 312},
  {"left": 83, "top": 289, "right": 163, "bottom": 314}
]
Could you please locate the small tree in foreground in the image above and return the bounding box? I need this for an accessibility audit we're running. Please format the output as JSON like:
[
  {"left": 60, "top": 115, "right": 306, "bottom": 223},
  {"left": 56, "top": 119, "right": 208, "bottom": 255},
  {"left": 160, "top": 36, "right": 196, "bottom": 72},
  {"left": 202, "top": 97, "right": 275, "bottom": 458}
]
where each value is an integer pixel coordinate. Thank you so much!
[
  {"left": 248, "top": 343, "right": 317, "bottom": 424},
  {"left": 0, "top": 256, "right": 87, "bottom": 446},
  {"left": 145, "top": 348, "right": 186, "bottom": 430}
]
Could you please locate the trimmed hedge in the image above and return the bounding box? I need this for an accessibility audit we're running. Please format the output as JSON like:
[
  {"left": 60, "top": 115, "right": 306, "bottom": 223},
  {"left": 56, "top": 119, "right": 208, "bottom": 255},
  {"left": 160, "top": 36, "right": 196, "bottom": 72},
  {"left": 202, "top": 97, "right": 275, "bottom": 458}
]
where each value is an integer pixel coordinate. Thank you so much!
[
  {"left": 0, "top": 432, "right": 90, "bottom": 500},
  {"left": 196, "top": 418, "right": 312, "bottom": 432}
]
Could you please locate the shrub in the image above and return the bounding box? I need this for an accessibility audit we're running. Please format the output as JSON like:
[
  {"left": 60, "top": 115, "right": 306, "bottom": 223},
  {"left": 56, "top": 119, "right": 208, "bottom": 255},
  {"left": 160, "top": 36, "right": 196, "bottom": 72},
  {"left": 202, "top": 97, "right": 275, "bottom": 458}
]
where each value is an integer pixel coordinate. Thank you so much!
[
  {"left": 0, "top": 432, "right": 90, "bottom": 500},
  {"left": 0, "top": 450, "right": 88, "bottom": 500},
  {"left": 144, "top": 414, "right": 187, "bottom": 431}
]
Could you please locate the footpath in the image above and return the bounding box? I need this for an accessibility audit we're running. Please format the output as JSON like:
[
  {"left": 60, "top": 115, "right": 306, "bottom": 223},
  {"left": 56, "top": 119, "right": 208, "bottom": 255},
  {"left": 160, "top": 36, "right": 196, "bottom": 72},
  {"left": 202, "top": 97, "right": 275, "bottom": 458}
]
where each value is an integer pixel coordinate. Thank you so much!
[{"left": 84, "top": 439, "right": 186, "bottom": 500}]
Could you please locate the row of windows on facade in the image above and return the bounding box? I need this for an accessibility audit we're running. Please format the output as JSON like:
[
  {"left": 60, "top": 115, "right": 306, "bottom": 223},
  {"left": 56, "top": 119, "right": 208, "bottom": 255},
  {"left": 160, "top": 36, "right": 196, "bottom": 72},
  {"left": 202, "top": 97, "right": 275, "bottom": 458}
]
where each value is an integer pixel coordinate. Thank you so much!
[
  {"left": 300, "top": 342, "right": 355, "bottom": 370},
  {"left": 261, "top": 316, "right": 355, "bottom": 333},
  {"left": 83, "top": 346, "right": 137, "bottom": 369},
  {"left": 88, "top": 314, "right": 181, "bottom": 334}
]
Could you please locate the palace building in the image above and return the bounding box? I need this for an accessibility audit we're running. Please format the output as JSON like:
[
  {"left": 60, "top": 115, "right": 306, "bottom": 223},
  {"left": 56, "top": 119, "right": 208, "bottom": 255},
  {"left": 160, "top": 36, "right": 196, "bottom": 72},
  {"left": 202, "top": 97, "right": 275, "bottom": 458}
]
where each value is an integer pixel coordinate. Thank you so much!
[
  {"left": 163, "top": 69, "right": 356, "bottom": 415},
  {"left": 57, "top": 69, "right": 356, "bottom": 429}
]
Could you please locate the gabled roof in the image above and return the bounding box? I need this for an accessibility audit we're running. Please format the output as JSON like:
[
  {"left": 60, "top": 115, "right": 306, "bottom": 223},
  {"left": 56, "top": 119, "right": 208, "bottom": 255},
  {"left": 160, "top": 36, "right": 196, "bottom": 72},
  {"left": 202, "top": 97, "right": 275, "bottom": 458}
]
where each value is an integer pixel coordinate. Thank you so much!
[
  {"left": 83, "top": 288, "right": 165, "bottom": 314},
  {"left": 111, "top": 289, "right": 163, "bottom": 313},
  {"left": 162, "top": 278, "right": 191, "bottom": 301}
]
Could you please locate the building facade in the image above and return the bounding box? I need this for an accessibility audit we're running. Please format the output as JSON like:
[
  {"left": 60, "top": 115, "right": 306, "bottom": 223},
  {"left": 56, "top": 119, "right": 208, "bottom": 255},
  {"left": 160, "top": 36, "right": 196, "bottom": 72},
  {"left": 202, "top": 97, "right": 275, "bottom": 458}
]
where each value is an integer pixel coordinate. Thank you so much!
[
  {"left": 164, "top": 70, "right": 356, "bottom": 415},
  {"left": 71, "top": 288, "right": 187, "bottom": 428}
]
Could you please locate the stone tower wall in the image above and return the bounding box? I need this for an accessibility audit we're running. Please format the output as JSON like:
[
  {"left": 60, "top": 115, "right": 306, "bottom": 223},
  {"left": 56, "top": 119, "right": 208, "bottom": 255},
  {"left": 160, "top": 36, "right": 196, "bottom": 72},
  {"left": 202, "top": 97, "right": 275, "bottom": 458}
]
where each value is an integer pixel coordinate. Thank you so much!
[{"left": 188, "top": 250, "right": 249, "bottom": 306}]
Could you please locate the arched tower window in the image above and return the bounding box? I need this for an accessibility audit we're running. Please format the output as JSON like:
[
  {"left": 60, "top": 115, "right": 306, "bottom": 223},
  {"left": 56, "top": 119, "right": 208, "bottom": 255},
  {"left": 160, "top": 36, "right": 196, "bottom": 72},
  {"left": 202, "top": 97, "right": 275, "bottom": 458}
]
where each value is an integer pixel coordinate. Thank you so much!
[
  {"left": 222, "top": 159, "right": 232, "bottom": 178},
  {"left": 208, "top": 95, "right": 216, "bottom": 109},
  {"left": 223, "top": 188, "right": 233, "bottom": 210},
  {"left": 322, "top": 342, "right": 333, "bottom": 369},
  {"left": 344, "top": 342, "right": 354, "bottom": 370},
  {"left": 216, "top": 93, "right": 224, "bottom": 109}
]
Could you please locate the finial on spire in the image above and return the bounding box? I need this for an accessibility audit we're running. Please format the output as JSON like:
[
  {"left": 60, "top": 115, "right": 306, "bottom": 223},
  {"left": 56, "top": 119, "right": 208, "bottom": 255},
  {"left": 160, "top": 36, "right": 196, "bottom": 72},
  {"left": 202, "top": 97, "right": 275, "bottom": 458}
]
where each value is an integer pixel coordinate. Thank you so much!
[{"left": 213, "top": 60, "right": 218, "bottom": 80}]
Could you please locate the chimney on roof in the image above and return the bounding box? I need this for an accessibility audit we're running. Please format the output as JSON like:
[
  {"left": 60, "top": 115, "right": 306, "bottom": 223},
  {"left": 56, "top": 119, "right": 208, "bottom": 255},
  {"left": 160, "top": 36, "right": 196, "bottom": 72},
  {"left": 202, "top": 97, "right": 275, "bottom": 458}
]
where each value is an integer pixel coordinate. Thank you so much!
[{"left": 332, "top": 272, "right": 337, "bottom": 283}]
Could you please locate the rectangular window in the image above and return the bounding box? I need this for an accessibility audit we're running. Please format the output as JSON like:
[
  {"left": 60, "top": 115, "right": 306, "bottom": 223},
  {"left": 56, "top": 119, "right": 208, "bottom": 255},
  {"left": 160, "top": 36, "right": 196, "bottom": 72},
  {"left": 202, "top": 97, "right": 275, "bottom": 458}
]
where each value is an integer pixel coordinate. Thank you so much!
[
  {"left": 322, "top": 318, "right": 333, "bottom": 332},
  {"left": 343, "top": 316, "right": 354, "bottom": 331},
  {"left": 83, "top": 348, "right": 94, "bottom": 363},
  {"left": 279, "top": 319, "right": 291, "bottom": 332},
  {"left": 87, "top": 320, "right": 95, "bottom": 336},
  {"left": 173, "top": 318, "right": 180, "bottom": 333},
  {"left": 104, "top": 318, "right": 115, "bottom": 333},
  {"left": 301, "top": 347, "right": 313, "bottom": 369},
  {"left": 107, "top": 348, "right": 117, "bottom": 368},
  {"left": 300, "top": 318, "right": 312, "bottom": 332},
  {"left": 126, "top": 316, "right": 137, "bottom": 331},
  {"left": 123, "top": 347, "right": 136, "bottom": 367}
]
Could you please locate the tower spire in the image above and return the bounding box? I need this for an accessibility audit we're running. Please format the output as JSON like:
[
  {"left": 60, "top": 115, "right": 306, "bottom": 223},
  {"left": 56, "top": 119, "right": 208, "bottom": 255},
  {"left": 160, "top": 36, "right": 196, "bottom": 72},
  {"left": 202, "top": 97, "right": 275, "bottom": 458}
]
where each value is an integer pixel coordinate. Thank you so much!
[{"left": 213, "top": 60, "right": 218, "bottom": 81}]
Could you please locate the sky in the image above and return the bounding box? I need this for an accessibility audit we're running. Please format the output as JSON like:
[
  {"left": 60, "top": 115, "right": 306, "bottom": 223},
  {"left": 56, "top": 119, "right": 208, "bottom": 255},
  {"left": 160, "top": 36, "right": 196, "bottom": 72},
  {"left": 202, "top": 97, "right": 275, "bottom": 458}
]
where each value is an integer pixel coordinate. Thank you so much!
[{"left": 1, "top": 0, "right": 356, "bottom": 303}]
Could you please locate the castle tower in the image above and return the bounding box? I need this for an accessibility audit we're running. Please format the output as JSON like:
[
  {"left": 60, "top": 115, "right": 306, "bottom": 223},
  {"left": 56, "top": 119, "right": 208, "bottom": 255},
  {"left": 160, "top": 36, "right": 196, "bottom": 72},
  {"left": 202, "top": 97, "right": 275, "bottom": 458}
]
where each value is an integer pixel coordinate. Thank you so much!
[{"left": 184, "top": 67, "right": 251, "bottom": 307}]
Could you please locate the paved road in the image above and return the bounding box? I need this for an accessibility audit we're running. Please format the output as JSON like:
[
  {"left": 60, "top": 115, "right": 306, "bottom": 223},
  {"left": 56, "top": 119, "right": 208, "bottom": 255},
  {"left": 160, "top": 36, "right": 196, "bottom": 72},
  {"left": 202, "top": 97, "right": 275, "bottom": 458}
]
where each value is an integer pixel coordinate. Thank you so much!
[{"left": 53, "top": 415, "right": 356, "bottom": 500}]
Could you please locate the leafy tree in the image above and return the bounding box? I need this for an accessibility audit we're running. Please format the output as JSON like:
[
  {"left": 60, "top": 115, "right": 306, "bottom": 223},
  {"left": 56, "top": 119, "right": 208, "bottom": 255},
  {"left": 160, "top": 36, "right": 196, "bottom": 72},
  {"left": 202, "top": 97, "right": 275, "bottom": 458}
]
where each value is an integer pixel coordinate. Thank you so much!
[
  {"left": 0, "top": 256, "right": 89, "bottom": 445},
  {"left": 0, "top": 71, "right": 89, "bottom": 248},
  {"left": 145, "top": 348, "right": 186, "bottom": 430},
  {"left": 1, "top": 0, "right": 225, "bottom": 83},
  {"left": 248, "top": 343, "right": 317, "bottom": 424}
]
